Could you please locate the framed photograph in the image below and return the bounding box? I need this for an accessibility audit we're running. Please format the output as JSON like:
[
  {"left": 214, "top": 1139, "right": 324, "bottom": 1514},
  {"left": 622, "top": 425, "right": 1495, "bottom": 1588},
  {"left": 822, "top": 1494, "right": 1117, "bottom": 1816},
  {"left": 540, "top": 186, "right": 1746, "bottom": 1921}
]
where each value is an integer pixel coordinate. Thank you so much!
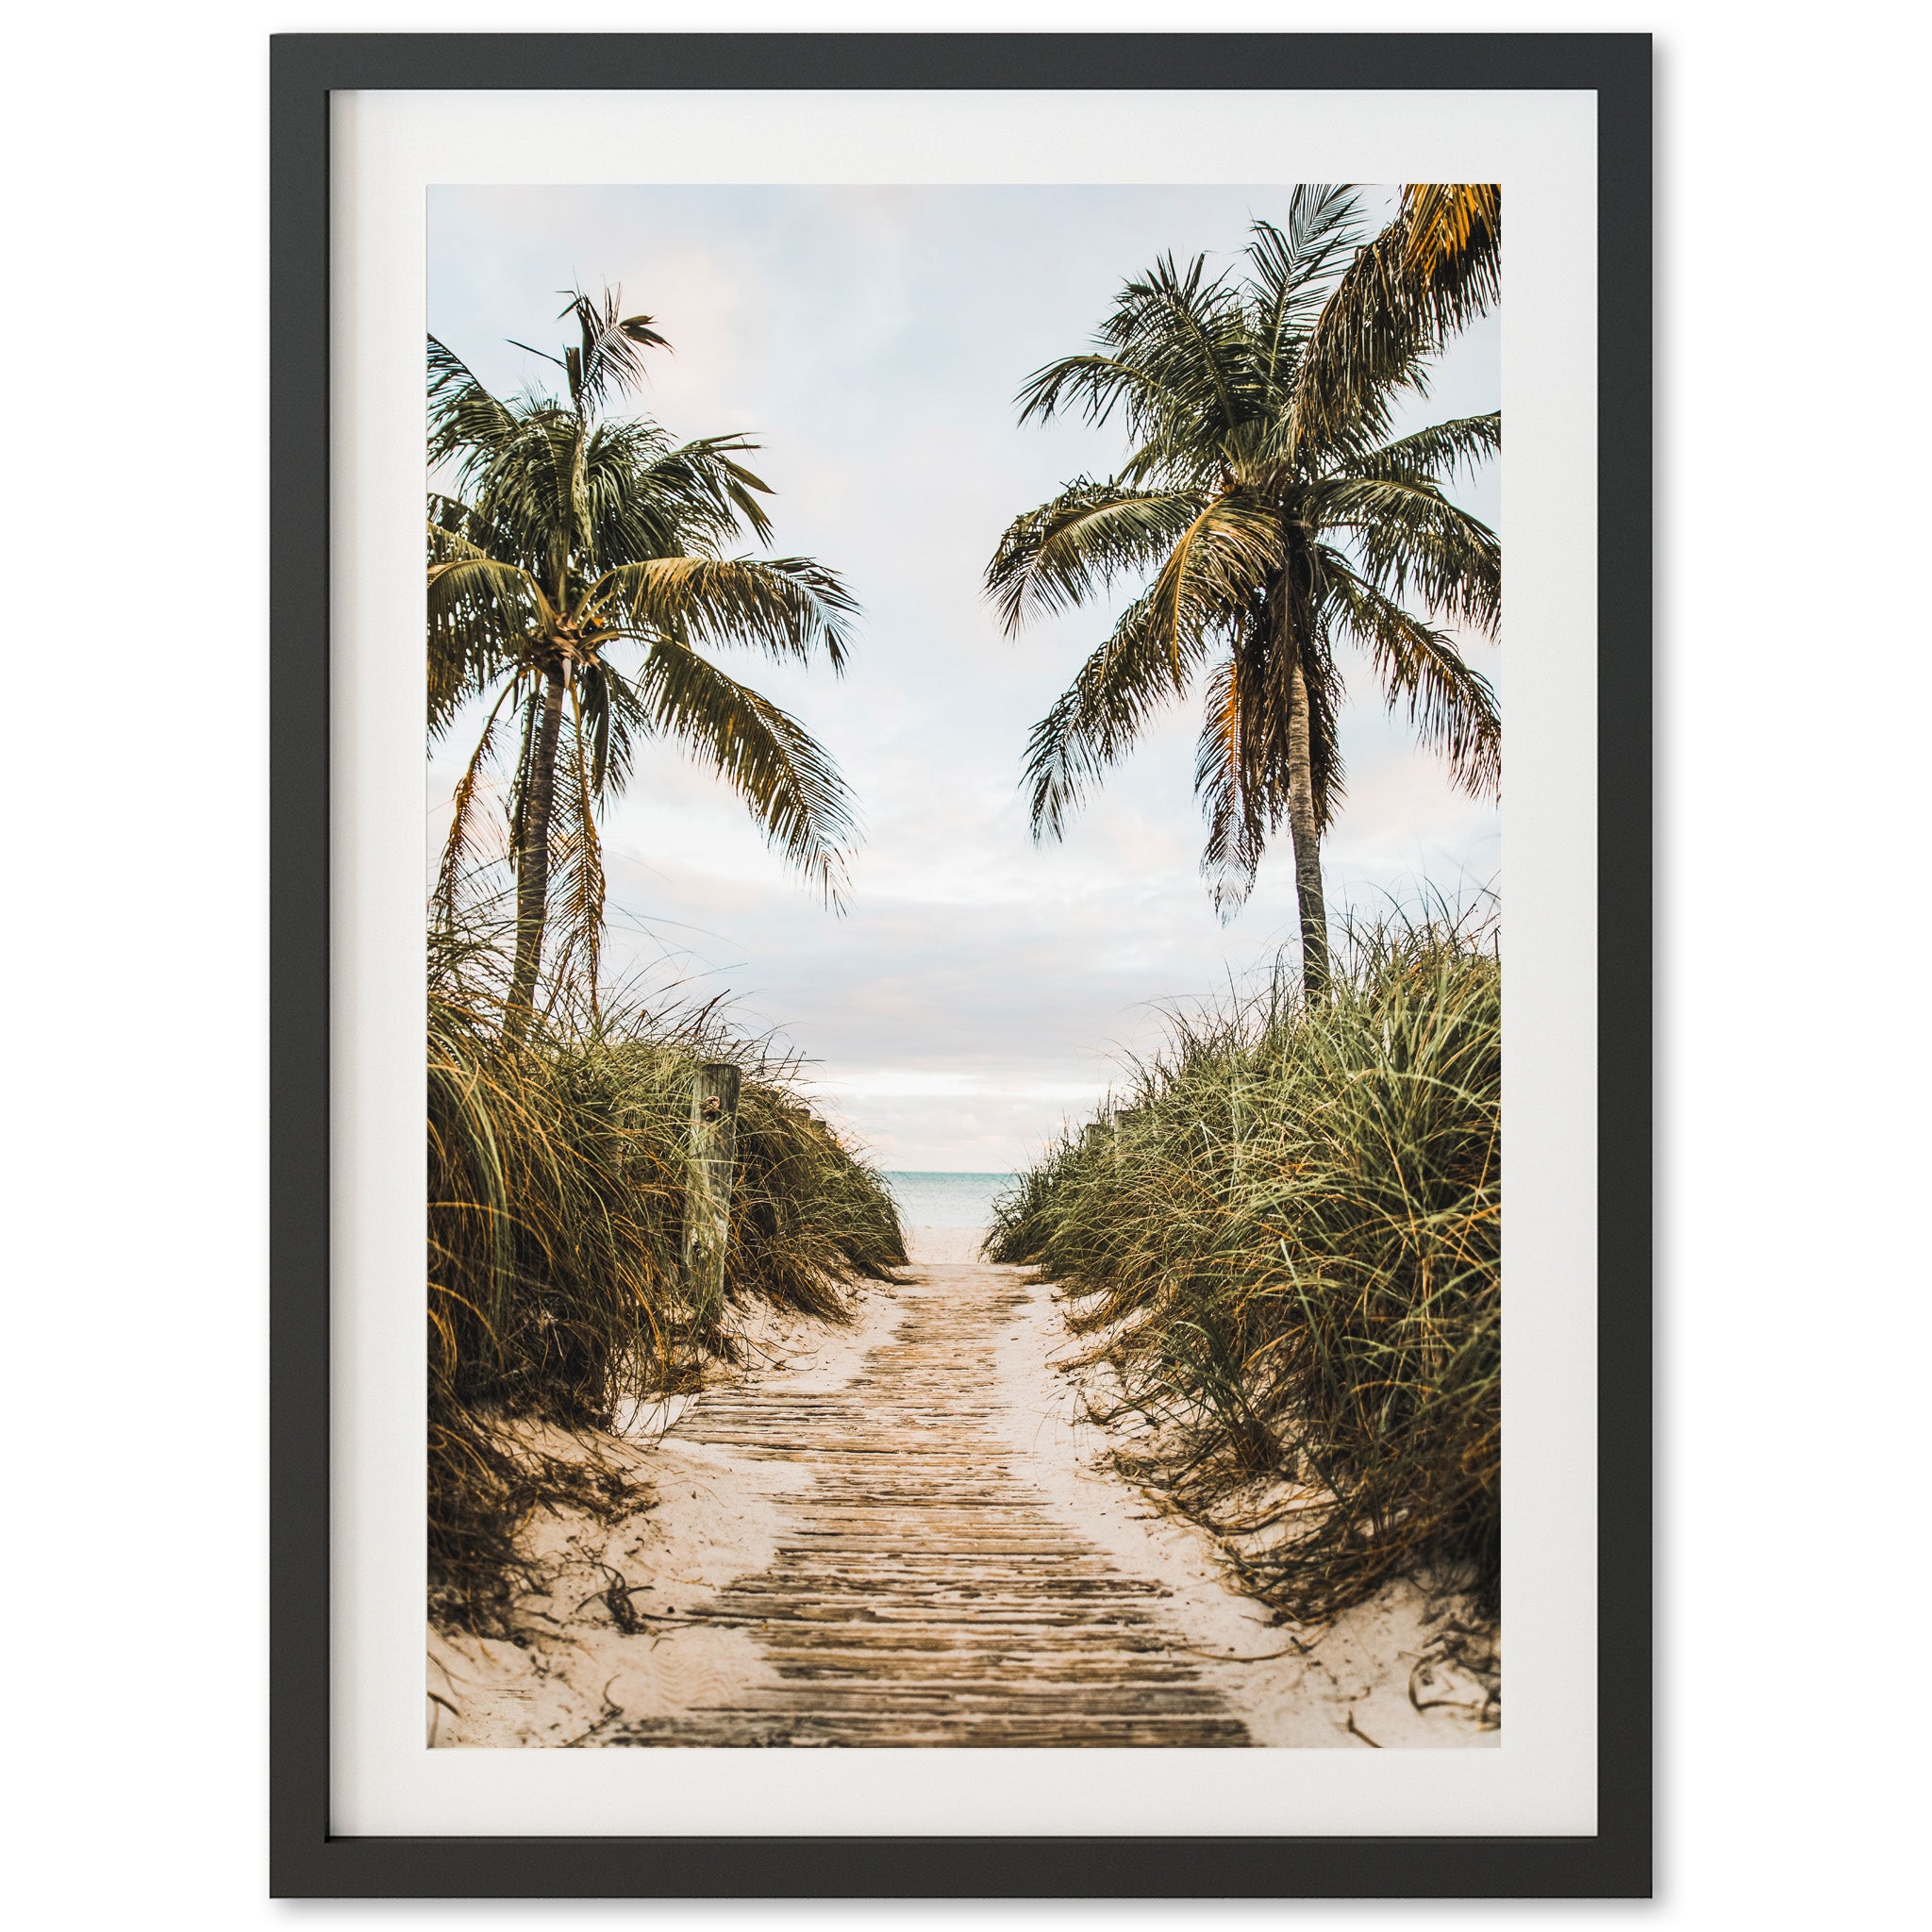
[{"left": 273, "top": 30, "right": 1651, "bottom": 1897}]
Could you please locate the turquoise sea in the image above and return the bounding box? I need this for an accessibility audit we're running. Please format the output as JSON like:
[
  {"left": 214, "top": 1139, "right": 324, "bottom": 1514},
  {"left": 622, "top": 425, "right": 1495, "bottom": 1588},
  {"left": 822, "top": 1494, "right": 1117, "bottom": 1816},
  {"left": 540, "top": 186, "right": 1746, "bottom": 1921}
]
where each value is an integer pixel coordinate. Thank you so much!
[{"left": 882, "top": 1172, "right": 1017, "bottom": 1229}]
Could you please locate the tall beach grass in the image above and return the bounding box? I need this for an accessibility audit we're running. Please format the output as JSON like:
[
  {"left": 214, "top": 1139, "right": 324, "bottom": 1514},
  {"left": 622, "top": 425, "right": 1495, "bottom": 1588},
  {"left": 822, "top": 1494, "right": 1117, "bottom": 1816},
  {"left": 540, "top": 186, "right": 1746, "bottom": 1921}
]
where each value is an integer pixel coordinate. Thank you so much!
[
  {"left": 428, "top": 910, "right": 905, "bottom": 1629},
  {"left": 987, "top": 910, "right": 1500, "bottom": 1624}
]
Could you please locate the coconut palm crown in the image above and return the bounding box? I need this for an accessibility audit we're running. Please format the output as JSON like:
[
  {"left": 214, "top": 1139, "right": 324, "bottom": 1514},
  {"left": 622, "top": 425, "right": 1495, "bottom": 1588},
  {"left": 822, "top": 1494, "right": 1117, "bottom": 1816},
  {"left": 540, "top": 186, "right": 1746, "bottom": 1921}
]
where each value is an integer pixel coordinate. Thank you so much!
[
  {"left": 428, "top": 288, "right": 859, "bottom": 1034},
  {"left": 986, "top": 186, "right": 1501, "bottom": 991}
]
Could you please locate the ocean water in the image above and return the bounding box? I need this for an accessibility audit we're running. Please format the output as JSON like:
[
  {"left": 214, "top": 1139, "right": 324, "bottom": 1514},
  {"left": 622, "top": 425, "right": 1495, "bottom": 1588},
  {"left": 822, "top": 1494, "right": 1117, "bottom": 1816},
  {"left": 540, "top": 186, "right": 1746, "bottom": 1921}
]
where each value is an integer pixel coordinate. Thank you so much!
[{"left": 882, "top": 1172, "right": 1017, "bottom": 1229}]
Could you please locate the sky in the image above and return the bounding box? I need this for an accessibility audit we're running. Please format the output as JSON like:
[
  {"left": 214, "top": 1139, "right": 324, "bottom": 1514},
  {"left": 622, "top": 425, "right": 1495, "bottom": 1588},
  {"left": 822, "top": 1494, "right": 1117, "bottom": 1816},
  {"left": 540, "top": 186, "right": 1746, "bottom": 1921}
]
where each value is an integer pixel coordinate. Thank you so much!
[{"left": 427, "top": 186, "right": 1500, "bottom": 1172}]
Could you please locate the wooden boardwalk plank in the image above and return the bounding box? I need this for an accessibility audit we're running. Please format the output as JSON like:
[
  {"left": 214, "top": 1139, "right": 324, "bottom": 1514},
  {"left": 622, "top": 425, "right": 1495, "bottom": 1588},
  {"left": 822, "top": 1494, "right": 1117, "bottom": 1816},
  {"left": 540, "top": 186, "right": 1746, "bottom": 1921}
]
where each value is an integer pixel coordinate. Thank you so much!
[{"left": 591, "top": 1267, "right": 1253, "bottom": 1749}]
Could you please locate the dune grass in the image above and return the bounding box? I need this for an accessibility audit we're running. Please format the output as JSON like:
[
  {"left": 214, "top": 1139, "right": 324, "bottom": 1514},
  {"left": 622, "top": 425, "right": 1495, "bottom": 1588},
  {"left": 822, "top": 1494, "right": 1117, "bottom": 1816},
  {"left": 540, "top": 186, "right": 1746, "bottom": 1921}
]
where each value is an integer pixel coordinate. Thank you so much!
[
  {"left": 427, "top": 913, "right": 905, "bottom": 1630},
  {"left": 986, "top": 911, "right": 1500, "bottom": 1624}
]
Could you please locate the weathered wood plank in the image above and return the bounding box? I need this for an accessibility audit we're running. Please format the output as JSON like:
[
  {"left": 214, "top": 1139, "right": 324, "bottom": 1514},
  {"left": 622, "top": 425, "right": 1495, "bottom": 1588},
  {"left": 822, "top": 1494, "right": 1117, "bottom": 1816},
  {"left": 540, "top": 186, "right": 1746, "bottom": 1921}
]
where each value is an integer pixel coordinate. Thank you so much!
[{"left": 601, "top": 1266, "right": 1253, "bottom": 1748}]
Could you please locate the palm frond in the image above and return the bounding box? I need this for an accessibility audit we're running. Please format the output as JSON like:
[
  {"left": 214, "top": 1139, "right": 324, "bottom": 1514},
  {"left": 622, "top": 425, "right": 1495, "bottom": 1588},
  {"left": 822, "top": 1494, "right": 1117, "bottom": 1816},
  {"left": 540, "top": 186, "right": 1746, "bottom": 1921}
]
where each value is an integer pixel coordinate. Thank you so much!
[
  {"left": 434, "top": 683, "right": 517, "bottom": 923},
  {"left": 1339, "top": 411, "right": 1501, "bottom": 489},
  {"left": 1141, "top": 491, "right": 1282, "bottom": 656},
  {"left": 428, "top": 492, "right": 494, "bottom": 541},
  {"left": 1193, "top": 654, "right": 1271, "bottom": 918},
  {"left": 554, "top": 285, "right": 670, "bottom": 415},
  {"left": 1014, "top": 353, "right": 1161, "bottom": 432},
  {"left": 1012, "top": 489, "right": 1281, "bottom": 843},
  {"left": 435, "top": 408, "right": 591, "bottom": 586},
  {"left": 427, "top": 336, "right": 518, "bottom": 469},
  {"left": 986, "top": 481, "right": 1208, "bottom": 634},
  {"left": 1293, "top": 183, "right": 1501, "bottom": 458},
  {"left": 1192, "top": 611, "right": 1345, "bottom": 920},
  {"left": 425, "top": 549, "right": 546, "bottom": 605},
  {"left": 588, "top": 425, "right": 777, "bottom": 558},
  {"left": 587, "top": 555, "right": 856, "bottom": 670},
  {"left": 631, "top": 638, "right": 858, "bottom": 908},
  {"left": 1312, "top": 478, "right": 1500, "bottom": 635},
  {"left": 426, "top": 535, "right": 547, "bottom": 739},
  {"left": 1022, "top": 591, "right": 1195, "bottom": 842},
  {"left": 1019, "top": 252, "right": 1248, "bottom": 465},
  {"left": 1324, "top": 556, "right": 1500, "bottom": 797},
  {"left": 1243, "top": 189, "right": 1362, "bottom": 397},
  {"left": 1105, "top": 252, "right": 1248, "bottom": 443},
  {"left": 1399, "top": 184, "right": 1502, "bottom": 330}
]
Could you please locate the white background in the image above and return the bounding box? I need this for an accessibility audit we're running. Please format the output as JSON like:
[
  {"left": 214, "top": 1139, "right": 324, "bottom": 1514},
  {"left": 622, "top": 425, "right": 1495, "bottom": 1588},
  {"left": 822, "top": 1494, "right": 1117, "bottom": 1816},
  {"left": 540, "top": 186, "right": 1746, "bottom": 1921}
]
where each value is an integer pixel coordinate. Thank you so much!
[{"left": 2, "top": 0, "right": 1924, "bottom": 1924}]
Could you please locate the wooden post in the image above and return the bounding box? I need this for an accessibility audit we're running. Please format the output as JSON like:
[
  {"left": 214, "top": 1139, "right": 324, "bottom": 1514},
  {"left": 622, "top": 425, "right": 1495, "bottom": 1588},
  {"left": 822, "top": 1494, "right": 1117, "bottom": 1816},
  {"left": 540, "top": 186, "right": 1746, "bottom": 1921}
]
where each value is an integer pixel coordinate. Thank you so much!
[
  {"left": 683, "top": 1061, "right": 741, "bottom": 1327},
  {"left": 1112, "top": 1108, "right": 1141, "bottom": 1163}
]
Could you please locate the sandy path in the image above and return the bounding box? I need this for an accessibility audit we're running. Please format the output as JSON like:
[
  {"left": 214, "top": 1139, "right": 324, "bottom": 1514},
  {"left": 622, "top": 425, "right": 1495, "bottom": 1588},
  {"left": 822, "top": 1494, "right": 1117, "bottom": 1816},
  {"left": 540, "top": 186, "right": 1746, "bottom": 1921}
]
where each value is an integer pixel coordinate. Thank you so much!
[
  {"left": 432, "top": 1254, "right": 1496, "bottom": 1749},
  {"left": 584, "top": 1261, "right": 1247, "bottom": 1746}
]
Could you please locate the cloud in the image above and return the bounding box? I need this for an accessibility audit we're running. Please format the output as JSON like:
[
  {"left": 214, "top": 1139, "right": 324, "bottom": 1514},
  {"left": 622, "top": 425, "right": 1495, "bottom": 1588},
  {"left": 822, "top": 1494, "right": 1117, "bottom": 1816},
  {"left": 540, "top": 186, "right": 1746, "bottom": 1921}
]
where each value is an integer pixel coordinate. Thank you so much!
[{"left": 429, "top": 186, "right": 1501, "bottom": 1169}]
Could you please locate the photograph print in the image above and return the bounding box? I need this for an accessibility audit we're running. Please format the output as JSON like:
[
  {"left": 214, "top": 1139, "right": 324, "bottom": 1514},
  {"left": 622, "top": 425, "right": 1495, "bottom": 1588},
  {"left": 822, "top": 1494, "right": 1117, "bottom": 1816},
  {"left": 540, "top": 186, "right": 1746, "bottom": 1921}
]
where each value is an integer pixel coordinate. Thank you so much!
[{"left": 423, "top": 179, "right": 1504, "bottom": 1751}]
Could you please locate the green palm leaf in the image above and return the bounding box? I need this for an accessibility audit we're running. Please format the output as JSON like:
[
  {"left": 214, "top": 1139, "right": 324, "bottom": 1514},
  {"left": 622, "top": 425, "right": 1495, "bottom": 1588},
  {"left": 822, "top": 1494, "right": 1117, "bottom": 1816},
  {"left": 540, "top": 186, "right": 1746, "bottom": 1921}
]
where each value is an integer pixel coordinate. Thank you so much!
[
  {"left": 427, "top": 337, "right": 518, "bottom": 468},
  {"left": 587, "top": 555, "right": 856, "bottom": 669},
  {"left": 1243, "top": 188, "right": 1362, "bottom": 398},
  {"left": 1023, "top": 592, "right": 1190, "bottom": 841},
  {"left": 1339, "top": 411, "right": 1501, "bottom": 489},
  {"left": 986, "top": 482, "right": 1207, "bottom": 633},
  {"left": 1293, "top": 184, "right": 1501, "bottom": 458},
  {"left": 630, "top": 639, "right": 858, "bottom": 910},
  {"left": 1323, "top": 555, "right": 1500, "bottom": 797},
  {"left": 1313, "top": 478, "right": 1500, "bottom": 636},
  {"left": 426, "top": 538, "right": 547, "bottom": 739}
]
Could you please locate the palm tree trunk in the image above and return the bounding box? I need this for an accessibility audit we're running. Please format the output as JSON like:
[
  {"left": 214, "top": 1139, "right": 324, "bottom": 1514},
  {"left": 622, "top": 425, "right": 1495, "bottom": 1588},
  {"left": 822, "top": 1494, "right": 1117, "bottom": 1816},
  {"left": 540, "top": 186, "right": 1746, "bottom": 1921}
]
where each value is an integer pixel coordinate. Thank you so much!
[
  {"left": 1284, "top": 644, "right": 1331, "bottom": 998},
  {"left": 505, "top": 666, "right": 565, "bottom": 1041}
]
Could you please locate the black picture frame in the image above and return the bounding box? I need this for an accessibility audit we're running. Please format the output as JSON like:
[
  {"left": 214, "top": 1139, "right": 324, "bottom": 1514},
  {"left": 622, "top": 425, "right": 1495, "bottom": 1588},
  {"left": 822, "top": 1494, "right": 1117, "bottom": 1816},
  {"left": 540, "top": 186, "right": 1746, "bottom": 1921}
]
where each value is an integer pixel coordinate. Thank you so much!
[{"left": 272, "top": 29, "right": 1652, "bottom": 1899}]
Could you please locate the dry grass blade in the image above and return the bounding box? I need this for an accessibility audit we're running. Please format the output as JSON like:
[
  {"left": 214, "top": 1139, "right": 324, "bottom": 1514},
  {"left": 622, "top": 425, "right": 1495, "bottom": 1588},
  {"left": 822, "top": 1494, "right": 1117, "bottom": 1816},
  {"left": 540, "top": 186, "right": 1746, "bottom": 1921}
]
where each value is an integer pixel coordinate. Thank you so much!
[
  {"left": 427, "top": 898, "right": 906, "bottom": 1632},
  {"left": 987, "top": 907, "right": 1500, "bottom": 1628}
]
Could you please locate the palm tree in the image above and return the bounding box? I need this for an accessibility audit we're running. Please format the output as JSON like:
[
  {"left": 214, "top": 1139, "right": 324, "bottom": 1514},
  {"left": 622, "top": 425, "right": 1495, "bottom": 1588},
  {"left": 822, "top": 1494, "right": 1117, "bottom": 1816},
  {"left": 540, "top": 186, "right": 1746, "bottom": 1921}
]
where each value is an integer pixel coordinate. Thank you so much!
[
  {"left": 986, "top": 186, "right": 1501, "bottom": 993},
  {"left": 428, "top": 289, "right": 859, "bottom": 1037}
]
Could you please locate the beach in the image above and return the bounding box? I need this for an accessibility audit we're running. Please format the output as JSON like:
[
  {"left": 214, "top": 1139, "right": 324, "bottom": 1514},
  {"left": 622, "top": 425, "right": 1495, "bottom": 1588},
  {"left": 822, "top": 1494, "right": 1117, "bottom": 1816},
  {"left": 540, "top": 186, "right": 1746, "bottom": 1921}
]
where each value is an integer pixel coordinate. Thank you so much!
[{"left": 429, "top": 1241, "right": 1497, "bottom": 1750}]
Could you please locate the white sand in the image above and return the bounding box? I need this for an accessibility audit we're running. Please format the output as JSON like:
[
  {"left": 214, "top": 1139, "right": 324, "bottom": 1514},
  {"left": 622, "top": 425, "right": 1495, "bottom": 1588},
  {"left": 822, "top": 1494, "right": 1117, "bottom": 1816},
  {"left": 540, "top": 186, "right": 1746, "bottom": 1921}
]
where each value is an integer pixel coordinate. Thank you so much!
[
  {"left": 986, "top": 1264, "right": 1498, "bottom": 1748},
  {"left": 902, "top": 1224, "right": 989, "bottom": 1265},
  {"left": 431, "top": 1253, "right": 1496, "bottom": 1749},
  {"left": 429, "top": 1287, "right": 904, "bottom": 1748}
]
